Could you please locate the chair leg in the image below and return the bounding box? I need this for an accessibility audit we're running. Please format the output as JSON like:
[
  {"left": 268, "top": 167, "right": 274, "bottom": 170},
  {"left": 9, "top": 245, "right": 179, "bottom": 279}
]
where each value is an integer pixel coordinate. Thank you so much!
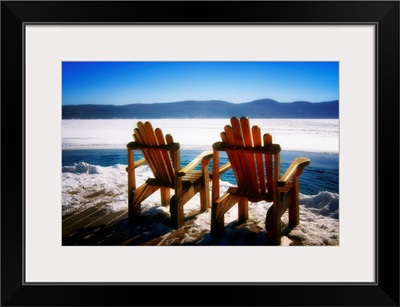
[
  {"left": 289, "top": 177, "right": 300, "bottom": 228},
  {"left": 211, "top": 200, "right": 225, "bottom": 236},
  {"left": 200, "top": 161, "right": 211, "bottom": 211},
  {"left": 238, "top": 197, "right": 248, "bottom": 224},
  {"left": 128, "top": 191, "right": 138, "bottom": 219},
  {"left": 170, "top": 195, "right": 184, "bottom": 229},
  {"left": 265, "top": 202, "right": 282, "bottom": 245},
  {"left": 199, "top": 178, "right": 211, "bottom": 212},
  {"left": 160, "top": 188, "right": 170, "bottom": 207},
  {"left": 211, "top": 194, "right": 239, "bottom": 236},
  {"left": 129, "top": 184, "right": 159, "bottom": 220}
]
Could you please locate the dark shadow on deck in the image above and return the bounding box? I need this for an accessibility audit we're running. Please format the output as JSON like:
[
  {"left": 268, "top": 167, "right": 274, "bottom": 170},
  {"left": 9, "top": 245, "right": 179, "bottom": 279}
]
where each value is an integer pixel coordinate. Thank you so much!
[
  {"left": 62, "top": 205, "right": 294, "bottom": 246},
  {"left": 62, "top": 205, "right": 209, "bottom": 246}
]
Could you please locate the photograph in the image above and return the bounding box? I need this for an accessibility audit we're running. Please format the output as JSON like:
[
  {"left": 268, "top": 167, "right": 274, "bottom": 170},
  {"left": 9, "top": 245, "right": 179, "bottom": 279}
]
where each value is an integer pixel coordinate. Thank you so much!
[{"left": 61, "top": 61, "right": 339, "bottom": 246}]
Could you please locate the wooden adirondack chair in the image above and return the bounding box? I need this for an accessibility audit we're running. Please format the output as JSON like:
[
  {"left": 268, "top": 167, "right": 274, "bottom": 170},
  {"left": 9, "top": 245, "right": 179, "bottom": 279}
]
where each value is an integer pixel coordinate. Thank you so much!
[
  {"left": 126, "top": 121, "right": 213, "bottom": 229},
  {"left": 211, "top": 116, "right": 310, "bottom": 245}
]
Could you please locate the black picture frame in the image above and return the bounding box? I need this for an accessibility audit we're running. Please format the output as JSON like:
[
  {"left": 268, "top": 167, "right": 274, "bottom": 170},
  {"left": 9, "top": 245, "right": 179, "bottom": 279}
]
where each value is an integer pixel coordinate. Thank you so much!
[{"left": 1, "top": 1, "right": 399, "bottom": 306}]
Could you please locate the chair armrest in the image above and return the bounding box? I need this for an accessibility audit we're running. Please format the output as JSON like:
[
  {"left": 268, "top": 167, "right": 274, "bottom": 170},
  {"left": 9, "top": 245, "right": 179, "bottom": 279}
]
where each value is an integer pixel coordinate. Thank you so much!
[
  {"left": 278, "top": 157, "right": 310, "bottom": 187},
  {"left": 219, "top": 162, "right": 232, "bottom": 175},
  {"left": 125, "top": 157, "right": 147, "bottom": 172},
  {"left": 134, "top": 157, "right": 147, "bottom": 168},
  {"left": 178, "top": 150, "right": 213, "bottom": 176},
  {"left": 127, "top": 141, "right": 180, "bottom": 151}
]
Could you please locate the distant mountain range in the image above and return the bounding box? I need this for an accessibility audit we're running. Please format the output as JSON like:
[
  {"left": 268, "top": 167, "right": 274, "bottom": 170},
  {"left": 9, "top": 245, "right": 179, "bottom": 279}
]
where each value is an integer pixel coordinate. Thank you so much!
[{"left": 62, "top": 99, "right": 339, "bottom": 119}]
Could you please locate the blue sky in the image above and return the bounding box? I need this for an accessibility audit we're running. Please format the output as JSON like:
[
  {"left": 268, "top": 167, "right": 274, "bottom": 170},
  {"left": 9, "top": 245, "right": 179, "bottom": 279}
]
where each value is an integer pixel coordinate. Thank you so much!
[{"left": 62, "top": 62, "right": 338, "bottom": 105}]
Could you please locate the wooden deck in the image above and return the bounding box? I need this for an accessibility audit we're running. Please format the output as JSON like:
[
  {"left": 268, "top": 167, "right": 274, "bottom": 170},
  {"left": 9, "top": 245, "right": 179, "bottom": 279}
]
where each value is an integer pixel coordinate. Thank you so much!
[
  {"left": 62, "top": 205, "right": 209, "bottom": 246},
  {"left": 62, "top": 205, "right": 301, "bottom": 246}
]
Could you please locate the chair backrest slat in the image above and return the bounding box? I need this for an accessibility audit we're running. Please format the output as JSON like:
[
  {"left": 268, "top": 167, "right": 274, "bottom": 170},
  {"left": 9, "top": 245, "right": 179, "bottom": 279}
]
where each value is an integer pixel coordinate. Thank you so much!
[
  {"left": 137, "top": 122, "right": 166, "bottom": 181},
  {"left": 133, "top": 127, "right": 159, "bottom": 179},
  {"left": 165, "top": 134, "right": 180, "bottom": 176},
  {"left": 143, "top": 122, "right": 170, "bottom": 183},
  {"left": 217, "top": 116, "right": 280, "bottom": 196},
  {"left": 252, "top": 125, "right": 266, "bottom": 193},
  {"left": 155, "top": 128, "right": 175, "bottom": 182},
  {"left": 263, "top": 133, "right": 274, "bottom": 193},
  {"left": 239, "top": 117, "right": 260, "bottom": 194},
  {"left": 230, "top": 118, "right": 250, "bottom": 192},
  {"left": 134, "top": 121, "right": 176, "bottom": 185},
  {"left": 223, "top": 125, "right": 247, "bottom": 190}
]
